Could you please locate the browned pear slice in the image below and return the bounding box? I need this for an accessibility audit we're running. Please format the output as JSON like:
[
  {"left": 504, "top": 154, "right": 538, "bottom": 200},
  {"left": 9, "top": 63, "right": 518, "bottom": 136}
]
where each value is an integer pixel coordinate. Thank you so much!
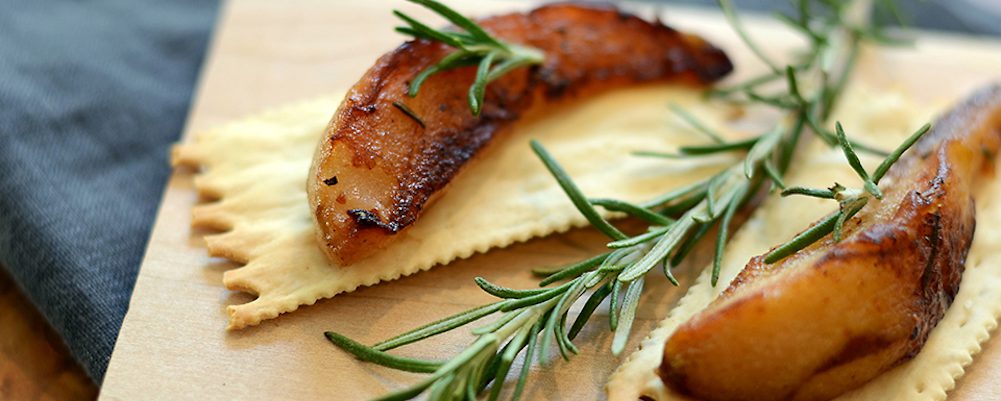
[{"left": 660, "top": 84, "right": 1001, "bottom": 401}]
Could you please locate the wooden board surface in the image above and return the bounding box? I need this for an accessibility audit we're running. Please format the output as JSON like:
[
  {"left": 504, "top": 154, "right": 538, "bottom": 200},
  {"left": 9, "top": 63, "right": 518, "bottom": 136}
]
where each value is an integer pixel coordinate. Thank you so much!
[{"left": 100, "top": 0, "right": 1001, "bottom": 399}]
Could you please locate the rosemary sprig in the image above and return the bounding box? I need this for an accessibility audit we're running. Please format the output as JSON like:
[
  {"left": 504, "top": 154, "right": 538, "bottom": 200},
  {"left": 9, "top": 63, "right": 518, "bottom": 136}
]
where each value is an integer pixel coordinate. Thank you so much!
[
  {"left": 764, "top": 122, "right": 930, "bottom": 263},
  {"left": 327, "top": 1, "right": 914, "bottom": 400},
  {"left": 395, "top": 0, "right": 545, "bottom": 116}
]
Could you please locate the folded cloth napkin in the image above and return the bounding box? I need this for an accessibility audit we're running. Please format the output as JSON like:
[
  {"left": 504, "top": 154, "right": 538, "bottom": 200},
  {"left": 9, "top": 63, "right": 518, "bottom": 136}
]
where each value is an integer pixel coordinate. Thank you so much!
[
  {"left": 0, "top": 0, "right": 996, "bottom": 386},
  {"left": 0, "top": 0, "right": 218, "bottom": 383}
]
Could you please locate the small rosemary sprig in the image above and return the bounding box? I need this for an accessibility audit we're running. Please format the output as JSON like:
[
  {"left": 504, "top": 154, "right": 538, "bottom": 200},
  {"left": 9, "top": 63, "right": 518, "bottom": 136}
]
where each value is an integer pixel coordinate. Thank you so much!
[
  {"left": 395, "top": 0, "right": 545, "bottom": 116},
  {"left": 764, "top": 121, "right": 930, "bottom": 263},
  {"left": 326, "top": 1, "right": 914, "bottom": 400}
]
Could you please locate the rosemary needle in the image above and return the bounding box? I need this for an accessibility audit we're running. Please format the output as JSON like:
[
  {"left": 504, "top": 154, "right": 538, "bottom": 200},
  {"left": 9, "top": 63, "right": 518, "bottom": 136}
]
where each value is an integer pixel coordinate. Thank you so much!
[
  {"left": 324, "top": 332, "right": 443, "bottom": 373},
  {"left": 670, "top": 103, "right": 725, "bottom": 143},
  {"left": 718, "top": 0, "right": 781, "bottom": 73},
  {"left": 530, "top": 140, "right": 627, "bottom": 241},
  {"left": 392, "top": 101, "right": 426, "bottom": 128}
]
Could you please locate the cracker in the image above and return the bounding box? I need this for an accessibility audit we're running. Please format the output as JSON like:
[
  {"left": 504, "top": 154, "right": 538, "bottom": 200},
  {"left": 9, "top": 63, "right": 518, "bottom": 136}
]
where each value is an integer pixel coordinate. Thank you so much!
[
  {"left": 172, "top": 86, "right": 736, "bottom": 330},
  {"left": 607, "top": 88, "right": 998, "bottom": 401}
]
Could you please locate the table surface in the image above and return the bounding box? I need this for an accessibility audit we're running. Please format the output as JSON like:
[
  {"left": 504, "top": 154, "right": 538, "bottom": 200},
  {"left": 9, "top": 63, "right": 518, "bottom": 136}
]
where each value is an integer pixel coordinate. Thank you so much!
[
  {"left": 0, "top": 268, "right": 97, "bottom": 401},
  {"left": 96, "top": 0, "right": 1001, "bottom": 400}
]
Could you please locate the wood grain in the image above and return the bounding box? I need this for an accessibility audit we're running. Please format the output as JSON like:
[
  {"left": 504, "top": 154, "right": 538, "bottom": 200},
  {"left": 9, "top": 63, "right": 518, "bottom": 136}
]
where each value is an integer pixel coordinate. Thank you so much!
[
  {"left": 99, "top": 0, "right": 1001, "bottom": 400},
  {"left": 0, "top": 268, "right": 97, "bottom": 401}
]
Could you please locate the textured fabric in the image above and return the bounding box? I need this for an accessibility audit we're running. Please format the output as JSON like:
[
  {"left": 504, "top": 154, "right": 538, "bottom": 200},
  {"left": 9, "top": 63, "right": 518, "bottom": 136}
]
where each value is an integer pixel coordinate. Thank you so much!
[
  {"left": 0, "top": 0, "right": 218, "bottom": 383},
  {"left": 0, "top": 0, "right": 996, "bottom": 387}
]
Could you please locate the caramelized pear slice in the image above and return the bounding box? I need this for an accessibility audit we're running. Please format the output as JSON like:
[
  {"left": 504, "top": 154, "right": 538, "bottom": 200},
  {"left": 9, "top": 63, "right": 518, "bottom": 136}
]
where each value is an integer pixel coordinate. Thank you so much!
[
  {"left": 660, "top": 84, "right": 1001, "bottom": 401},
  {"left": 308, "top": 3, "right": 733, "bottom": 265}
]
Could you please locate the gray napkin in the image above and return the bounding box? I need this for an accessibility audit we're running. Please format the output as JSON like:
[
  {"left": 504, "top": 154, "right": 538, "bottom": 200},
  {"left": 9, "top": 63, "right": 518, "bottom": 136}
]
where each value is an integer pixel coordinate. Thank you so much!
[{"left": 0, "top": 0, "right": 218, "bottom": 383}]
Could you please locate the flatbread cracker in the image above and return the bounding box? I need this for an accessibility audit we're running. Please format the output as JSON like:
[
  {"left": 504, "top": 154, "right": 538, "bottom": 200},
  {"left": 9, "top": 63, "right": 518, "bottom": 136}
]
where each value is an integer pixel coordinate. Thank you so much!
[
  {"left": 607, "top": 88, "right": 1000, "bottom": 400},
  {"left": 172, "top": 85, "right": 737, "bottom": 330}
]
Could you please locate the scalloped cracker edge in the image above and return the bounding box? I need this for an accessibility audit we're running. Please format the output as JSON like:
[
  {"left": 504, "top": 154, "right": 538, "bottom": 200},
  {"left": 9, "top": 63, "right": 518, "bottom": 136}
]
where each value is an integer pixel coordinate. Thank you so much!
[
  {"left": 172, "top": 86, "right": 735, "bottom": 330},
  {"left": 607, "top": 87, "right": 999, "bottom": 401}
]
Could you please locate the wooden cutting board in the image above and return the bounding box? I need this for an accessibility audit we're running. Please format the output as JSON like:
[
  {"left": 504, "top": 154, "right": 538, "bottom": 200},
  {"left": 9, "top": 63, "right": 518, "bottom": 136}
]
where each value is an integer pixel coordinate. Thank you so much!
[{"left": 99, "top": 0, "right": 1001, "bottom": 399}]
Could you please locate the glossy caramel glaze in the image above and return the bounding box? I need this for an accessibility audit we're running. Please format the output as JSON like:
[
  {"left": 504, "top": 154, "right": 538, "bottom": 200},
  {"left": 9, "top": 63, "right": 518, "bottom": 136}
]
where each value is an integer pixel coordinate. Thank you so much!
[
  {"left": 660, "top": 84, "right": 1001, "bottom": 401},
  {"left": 308, "top": 3, "right": 733, "bottom": 265}
]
